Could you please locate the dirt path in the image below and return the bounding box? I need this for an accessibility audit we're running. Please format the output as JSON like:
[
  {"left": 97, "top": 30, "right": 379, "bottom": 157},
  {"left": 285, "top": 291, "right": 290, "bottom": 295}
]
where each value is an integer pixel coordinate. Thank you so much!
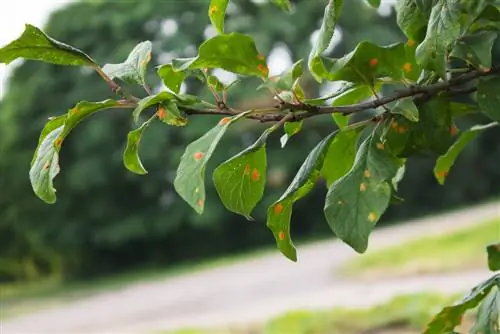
[{"left": 1, "top": 202, "right": 499, "bottom": 333}]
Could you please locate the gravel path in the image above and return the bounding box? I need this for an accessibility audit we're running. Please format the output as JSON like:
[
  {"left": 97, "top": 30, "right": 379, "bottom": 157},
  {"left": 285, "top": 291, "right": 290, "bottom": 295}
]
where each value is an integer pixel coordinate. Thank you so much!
[{"left": 1, "top": 201, "right": 499, "bottom": 334}]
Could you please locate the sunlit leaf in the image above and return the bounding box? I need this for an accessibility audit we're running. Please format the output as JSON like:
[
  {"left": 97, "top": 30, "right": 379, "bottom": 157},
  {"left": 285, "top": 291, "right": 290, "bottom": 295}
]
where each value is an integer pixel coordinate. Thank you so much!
[
  {"left": 487, "top": 243, "right": 500, "bottom": 272},
  {"left": 209, "top": 0, "right": 229, "bottom": 34},
  {"left": 133, "top": 91, "right": 174, "bottom": 122},
  {"left": 324, "top": 134, "right": 403, "bottom": 253},
  {"left": 280, "top": 121, "right": 303, "bottom": 148},
  {"left": 478, "top": 77, "right": 500, "bottom": 122},
  {"left": 123, "top": 121, "right": 150, "bottom": 175},
  {"left": 434, "top": 122, "right": 497, "bottom": 184},
  {"left": 102, "top": 41, "right": 152, "bottom": 86},
  {"left": 213, "top": 129, "right": 272, "bottom": 219},
  {"left": 0, "top": 24, "right": 95, "bottom": 66},
  {"left": 172, "top": 33, "right": 269, "bottom": 79},
  {"left": 268, "top": 131, "right": 340, "bottom": 261},
  {"left": 470, "top": 287, "right": 500, "bottom": 334},
  {"left": 157, "top": 101, "right": 188, "bottom": 127},
  {"left": 391, "top": 98, "right": 419, "bottom": 122},
  {"left": 451, "top": 31, "right": 498, "bottom": 69},
  {"left": 174, "top": 112, "right": 251, "bottom": 214},
  {"left": 157, "top": 64, "right": 186, "bottom": 94}
]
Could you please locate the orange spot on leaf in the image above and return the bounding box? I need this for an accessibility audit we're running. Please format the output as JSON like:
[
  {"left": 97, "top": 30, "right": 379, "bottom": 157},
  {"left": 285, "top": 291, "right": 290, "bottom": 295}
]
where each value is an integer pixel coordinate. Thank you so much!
[
  {"left": 257, "top": 64, "right": 269, "bottom": 77},
  {"left": 397, "top": 125, "right": 407, "bottom": 134},
  {"left": 368, "top": 212, "right": 377, "bottom": 222},
  {"left": 363, "top": 169, "right": 371, "bottom": 178},
  {"left": 360, "top": 183, "right": 367, "bottom": 192},
  {"left": 450, "top": 125, "right": 459, "bottom": 136},
  {"left": 257, "top": 54, "right": 265, "bottom": 61},
  {"left": 390, "top": 120, "right": 398, "bottom": 129},
  {"left": 55, "top": 137, "right": 63, "bottom": 147},
  {"left": 251, "top": 169, "right": 261, "bottom": 182},
  {"left": 436, "top": 170, "right": 449, "bottom": 179},
  {"left": 369, "top": 58, "right": 378, "bottom": 67},
  {"left": 194, "top": 152, "right": 204, "bottom": 160},
  {"left": 278, "top": 231, "right": 285, "bottom": 241},
  {"left": 209, "top": 6, "right": 217, "bottom": 15},
  {"left": 407, "top": 39, "right": 415, "bottom": 47},
  {"left": 43, "top": 162, "right": 50, "bottom": 171},
  {"left": 274, "top": 203, "right": 283, "bottom": 215},
  {"left": 243, "top": 164, "right": 251, "bottom": 175},
  {"left": 376, "top": 142, "right": 385, "bottom": 150},
  {"left": 219, "top": 117, "right": 231, "bottom": 125},
  {"left": 197, "top": 199, "right": 204, "bottom": 207},
  {"left": 403, "top": 62, "right": 412, "bottom": 73},
  {"left": 157, "top": 107, "right": 166, "bottom": 119}
]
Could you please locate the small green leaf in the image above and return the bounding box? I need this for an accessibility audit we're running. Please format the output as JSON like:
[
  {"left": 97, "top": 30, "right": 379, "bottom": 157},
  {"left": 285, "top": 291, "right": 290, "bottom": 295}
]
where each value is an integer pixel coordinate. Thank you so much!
[
  {"left": 174, "top": 112, "right": 250, "bottom": 214},
  {"left": 330, "top": 83, "right": 381, "bottom": 128},
  {"left": 424, "top": 275, "right": 500, "bottom": 334},
  {"left": 172, "top": 33, "right": 269, "bottom": 79},
  {"left": 157, "top": 64, "right": 186, "bottom": 94},
  {"left": 487, "top": 243, "right": 500, "bottom": 272},
  {"left": 270, "top": 0, "right": 293, "bottom": 13},
  {"left": 123, "top": 122, "right": 150, "bottom": 175},
  {"left": 268, "top": 131, "right": 340, "bottom": 261},
  {"left": 470, "top": 287, "right": 500, "bottom": 334},
  {"left": 213, "top": 129, "right": 272, "bottom": 219},
  {"left": 451, "top": 31, "right": 498, "bottom": 69},
  {"left": 391, "top": 98, "right": 419, "bottom": 122},
  {"left": 0, "top": 24, "right": 95, "bottom": 66},
  {"left": 207, "top": 75, "right": 226, "bottom": 92},
  {"left": 478, "top": 77, "right": 500, "bottom": 122},
  {"left": 365, "top": 0, "right": 380, "bottom": 8},
  {"left": 280, "top": 121, "right": 303, "bottom": 148},
  {"left": 434, "top": 122, "right": 497, "bottom": 184},
  {"left": 258, "top": 59, "right": 303, "bottom": 92},
  {"left": 133, "top": 91, "right": 174, "bottom": 122},
  {"left": 158, "top": 101, "right": 188, "bottom": 127},
  {"left": 102, "top": 41, "right": 152, "bottom": 86},
  {"left": 324, "top": 134, "right": 403, "bottom": 253},
  {"left": 321, "top": 127, "right": 362, "bottom": 187},
  {"left": 209, "top": 0, "right": 229, "bottom": 34},
  {"left": 308, "top": 0, "right": 344, "bottom": 82}
]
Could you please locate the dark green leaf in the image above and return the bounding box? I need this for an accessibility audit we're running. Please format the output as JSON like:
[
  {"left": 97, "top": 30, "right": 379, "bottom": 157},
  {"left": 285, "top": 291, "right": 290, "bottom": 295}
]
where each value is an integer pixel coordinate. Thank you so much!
[
  {"left": 434, "top": 122, "right": 498, "bottom": 184},
  {"left": 0, "top": 24, "right": 95, "bottom": 66},
  {"left": 451, "top": 31, "right": 498, "bottom": 69},
  {"left": 396, "top": 0, "right": 430, "bottom": 41},
  {"left": 157, "top": 64, "right": 186, "bottom": 94},
  {"left": 209, "top": 0, "right": 229, "bottom": 34},
  {"left": 470, "top": 287, "right": 500, "bottom": 334},
  {"left": 487, "top": 243, "right": 500, "bottom": 272},
  {"left": 133, "top": 91, "right": 174, "bottom": 122},
  {"left": 270, "top": 0, "right": 293, "bottom": 13},
  {"left": 174, "top": 112, "right": 250, "bottom": 214},
  {"left": 324, "top": 134, "right": 403, "bottom": 253},
  {"left": 213, "top": 129, "right": 271, "bottom": 219},
  {"left": 366, "top": 0, "right": 380, "bottom": 8},
  {"left": 391, "top": 98, "right": 419, "bottom": 122},
  {"left": 308, "top": 0, "right": 344, "bottom": 82},
  {"left": 424, "top": 275, "right": 500, "bottom": 334},
  {"left": 172, "top": 33, "right": 269, "bottom": 78},
  {"left": 321, "top": 128, "right": 362, "bottom": 186},
  {"left": 280, "top": 121, "right": 303, "bottom": 148},
  {"left": 267, "top": 131, "right": 340, "bottom": 261},
  {"left": 102, "top": 41, "right": 152, "bottom": 86},
  {"left": 123, "top": 122, "right": 150, "bottom": 175},
  {"left": 450, "top": 101, "right": 480, "bottom": 117},
  {"left": 158, "top": 101, "right": 188, "bottom": 127},
  {"left": 478, "top": 77, "right": 500, "bottom": 122}
]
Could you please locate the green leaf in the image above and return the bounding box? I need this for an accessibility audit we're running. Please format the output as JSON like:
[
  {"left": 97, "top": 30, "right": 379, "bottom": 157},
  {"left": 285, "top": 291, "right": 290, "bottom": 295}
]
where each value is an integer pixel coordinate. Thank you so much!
[
  {"left": 308, "top": 0, "right": 344, "bottom": 82},
  {"left": 321, "top": 127, "right": 362, "bottom": 187},
  {"left": 424, "top": 275, "right": 500, "bottom": 334},
  {"left": 209, "top": 0, "right": 229, "bottom": 34},
  {"left": 365, "top": 0, "right": 380, "bottom": 8},
  {"left": 157, "top": 64, "right": 186, "bottom": 94},
  {"left": 434, "top": 122, "right": 498, "bottom": 184},
  {"left": 396, "top": 0, "right": 430, "bottom": 41},
  {"left": 158, "top": 101, "right": 188, "bottom": 127},
  {"left": 267, "top": 131, "right": 340, "bottom": 261},
  {"left": 280, "top": 121, "right": 303, "bottom": 148},
  {"left": 0, "top": 24, "right": 95, "bottom": 66},
  {"left": 102, "top": 41, "right": 152, "bottom": 86},
  {"left": 213, "top": 129, "right": 272, "bottom": 219},
  {"left": 207, "top": 75, "right": 226, "bottom": 92},
  {"left": 451, "top": 31, "right": 498, "bottom": 69},
  {"left": 330, "top": 83, "right": 381, "bottom": 128},
  {"left": 172, "top": 33, "right": 269, "bottom": 79},
  {"left": 61, "top": 100, "right": 119, "bottom": 138},
  {"left": 123, "top": 122, "right": 150, "bottom": 175},
  {"left": 478, "top": 77, "right": 500, "bottom": 122},
  {"left": 391, "top": 98, "right": 419, "bottom": 122},
  {"left": 324, "top": 134, "right": 403, "bottom": 253},
  {"left": 258, "top": 59, "right": 303, "bottom": 92},
  {"left": 320, "top": 42, "right": 407, "bottom": 84},
  {"left": 31, "top": 115, "right": 66, "bottom": 166},
  {"left": 133, "top": 91, "right": 174, "bottom": 122},
  {"left": 270, "top": 0, "right": 293, "bottom": 13},
  {"left": 470, "top": 287, "right": 500, "bottom": 334},
  {"left": 450, "top": 101, "right": 480, "bottom": 117},
  {"left": 29, "top": 126, "right": 63, "bottom": 204},
  {"left": 174, "top": 112, "right": 250, "bottom": 214},
  {"left": 487, "top": 243, "right": 500, "bottom": 272}
]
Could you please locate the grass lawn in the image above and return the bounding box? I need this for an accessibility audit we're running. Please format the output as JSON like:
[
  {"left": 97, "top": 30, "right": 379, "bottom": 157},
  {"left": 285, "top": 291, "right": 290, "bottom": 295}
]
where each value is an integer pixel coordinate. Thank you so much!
[
  {"left": 339, "top": 218, "right": 499, "bottom": 280},
  {"left": 162, "top": 292, "right": 469, "bottom": 334}
]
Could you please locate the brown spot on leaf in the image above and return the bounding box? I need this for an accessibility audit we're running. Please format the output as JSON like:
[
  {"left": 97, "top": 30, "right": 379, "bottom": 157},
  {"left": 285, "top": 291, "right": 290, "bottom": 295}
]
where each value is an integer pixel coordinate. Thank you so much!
[
  {"left": 243, "top": 164, "right": 251, "bottom": 175},
  {"left": 360, "top": 183, "right": 367, "bottom": 192},
  {"left": 55, "top": 137, "right": 63, "bottom": 148},
  {"left": 369, "top": 58, "right": 378, "bottom": 67},
  {"left": 450, "top": 125, "right": 459, "bottom": 136},
  {"left": 376, "top": 142, "right": 385, "bottom": 150},
  {"left": 257, "top": 54, "right": 265, "bottom": 61},
  {"left": 278, "top": 231, "right": 285, "bottom": 241},
  {"left": 274, "top": 203, "right": 284, "bottom": 215},
  {"left": 157, "top": 107, "right": 166, "bottom": 119},
  {"left": 43, "top": 162, "right": 50, "bottom": 170},
  {"left": 251, "top": 169, "right": 261, "bottom": 181},
  {"left": 257, "top": 64, "right": 269, "bottom": 77},
  {"left": 363, "top": 169, "right": 371, "bottom": 178},
  {"left": 368, "top": 212, "right": 377, "bottom": 222},
  {"left": 194, "top": 152, "right": 204, "bottom": 160},
  {"left": 407, "top": 39, "right": 415, "bottom": 47},
  {"left": 397, "top": 125, "right": 407, "bottom": 134},
  {"left": 219, "top": 117, "right": 231, "bottom": 125},
  {"left": 390, "top": 120, "right": 398, "bottom": 129},
  {"left": 403, "top": 62, "right": 412, "bottom": 73},
  {"left": 197, "top": 199, "right": 204, "bottom": 207},
  {"left": 209, "top": 5, "right": 217, "bottom": 15},
  {"left": 436, "top": 170, "right": 449, "bottom": 179}
]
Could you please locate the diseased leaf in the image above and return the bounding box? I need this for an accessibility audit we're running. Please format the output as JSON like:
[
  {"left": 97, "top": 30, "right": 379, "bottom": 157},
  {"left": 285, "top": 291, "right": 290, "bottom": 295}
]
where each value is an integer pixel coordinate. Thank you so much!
[
  {"left": 308, "top": 0, "right": 344, "bottom": 82},
  {"left": 61, "top": 100, "right": 119, "bottom": 138},
  {"left": 213, "top": 129, "right": 272, "bottom": 219},
  {"left": 424, "top": 275, "right": 500, "bottom": 334},
  {"left": 470, "top": 287, "right": 500, "bottom": 334},
  {"left": 123, "top": 122, "right": 150, "bottom": 175},
  {"left": 0, "top": 24, "right": 95, "bottom": 66},
  {"left": 172, "top": 33, "right": 269, "bottom": 79},
  {"left": 280, "top": 121, "right": 303, "bottom": 148},
  {"left": 487, "top": 243, "right": 500, "bottom": 272},
  {"left": 324, "top": 134, "right": 403, "bottom": 253},
  {"left": 157, "top": 64, "right": 186, "bottom": 94},
  {"left": 157, "top": 101, "right": 188, "bottom": 127},
  {"left": 478, "top": 77, "right": 500, "bottom": 122},
  {"left": 391, "top": 98, "right": 419, "bottom": 122},
  {"left": 31, "top": 115, "right": 66, "bottom": 166},
  {"left": 174, "top": 112, "right": 250, "bottom": 214},
  {"left": 434, "top": 122, "right": 498, "bottom": 184},
  {"left": 209, "top": 0, "right": 229, "bottom": 34},
  {"left": 133, "top": 91, "right": 174, "bottom": 122},
  {"left": 321, "top": 127, "right": 362, "bottom": 187},
  {"left": 268, "top": 131, "right": 340, "bottom": 261},
  {"left": 451, "top": 31, "right": 498, "bottom": 69},
  {"left": 270, "top": 0, "right": 293, "bottom": 13},
  {"left": 102, "top": 41, "right": 152, "bottom": 86}
]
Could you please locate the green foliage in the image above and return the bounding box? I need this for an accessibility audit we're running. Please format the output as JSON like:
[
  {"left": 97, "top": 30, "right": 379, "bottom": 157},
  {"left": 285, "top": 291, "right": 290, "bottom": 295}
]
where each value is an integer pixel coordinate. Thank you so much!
[
  {"left": 123, "top": 122, "right": 150, "bottom": 175},
  {"left": 478, "top": 76, "right": 500, "bottom": 122},
  {"left": 470, "top": 287, "right": 500, "bottom": 334},
  {"left": 487, "top": 243, "right": 500, "bottom": 272},
  {"left": 208, "top": 0, "right": 229, "bottom": 34},
  {"left": 102, "top": 41, "right": 152, "bottom": 86}
]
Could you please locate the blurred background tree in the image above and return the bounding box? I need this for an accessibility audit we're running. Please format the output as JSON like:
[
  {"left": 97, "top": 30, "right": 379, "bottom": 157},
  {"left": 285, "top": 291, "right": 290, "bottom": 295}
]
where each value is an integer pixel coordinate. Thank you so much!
[{"left": 0, "top": 0, "right": 499, "bottom": 282}]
